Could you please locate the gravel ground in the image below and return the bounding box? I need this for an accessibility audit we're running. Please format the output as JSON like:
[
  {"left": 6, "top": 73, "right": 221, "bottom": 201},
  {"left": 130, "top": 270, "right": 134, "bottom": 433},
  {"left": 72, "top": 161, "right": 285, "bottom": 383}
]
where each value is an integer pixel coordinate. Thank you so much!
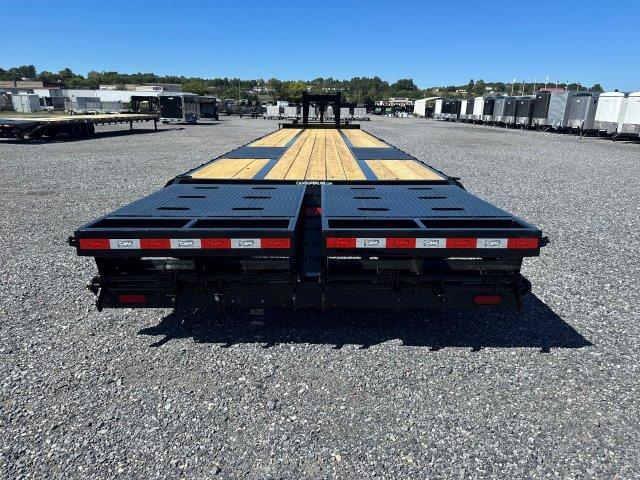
[{"left": 1, "top": 117, "right": 639, "bottom": 479}]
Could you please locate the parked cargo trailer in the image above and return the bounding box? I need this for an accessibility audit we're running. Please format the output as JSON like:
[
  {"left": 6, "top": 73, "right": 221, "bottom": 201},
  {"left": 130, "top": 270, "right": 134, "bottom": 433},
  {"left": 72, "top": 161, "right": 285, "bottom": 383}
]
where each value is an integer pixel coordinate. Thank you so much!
[
  {"left": 11, "top": 94, "right": 41, "bottom": 113},
  {"left": 433, "top": 98, "right": 444, "bottom": 119},
  {"left": 159, "top": 93, "right": 200, "bottom": 124},
  {"left": 471, "top": 96, "right": 484, "bottom": 121},
  {"left": 532, "top": 91, "right": 578, "bottom": 129},
  {"left": 516, "top": 96, "right": 535, "bottom": 127},
  {"left": 459, "top": 99, "right": 469, "bottom": 120},
  {"left": 567, "top": 93, "right": 599, "bottom": 132},
  {"left": 492, "top": 97, "right": 506, "bottom": 123},
  {"left": 503, "top": 97, "right": 518, "bottom": 125},
  {"left": 70, "top": 124, "right": 546, "bottom": 311},
  {"left": 481, "top": 97, "right": 495, "bottom": 122},
  {"left": 442, "top": 99, "right": 461, "bottom": 120},
  {"left": 594, "top": 91, "right": 627, "bottom": 133},
  {"left": 618, "top": 91, "right": 640, "bottom": 137}
]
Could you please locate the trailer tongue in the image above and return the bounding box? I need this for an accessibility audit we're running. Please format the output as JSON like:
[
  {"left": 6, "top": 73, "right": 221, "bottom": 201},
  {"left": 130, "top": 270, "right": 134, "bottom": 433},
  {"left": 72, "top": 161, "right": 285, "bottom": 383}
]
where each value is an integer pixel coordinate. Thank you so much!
[{"left": 71, "top": 93, "right": 545, "bottom": 311}]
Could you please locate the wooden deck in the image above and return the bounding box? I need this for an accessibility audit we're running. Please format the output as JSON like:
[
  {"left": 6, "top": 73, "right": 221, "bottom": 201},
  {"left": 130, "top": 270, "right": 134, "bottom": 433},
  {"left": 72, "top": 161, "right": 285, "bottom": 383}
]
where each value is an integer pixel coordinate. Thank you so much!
[{"left": 189, "top": 127, "right": 444, "bottom": 182}]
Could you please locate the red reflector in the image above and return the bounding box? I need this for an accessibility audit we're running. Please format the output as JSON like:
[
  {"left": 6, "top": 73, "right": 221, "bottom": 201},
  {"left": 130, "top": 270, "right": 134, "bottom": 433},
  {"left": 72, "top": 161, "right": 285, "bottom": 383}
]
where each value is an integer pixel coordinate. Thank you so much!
[
  {"left": 79, "top": 238, "right": 110, "bottom": 250},
  {"left": 140, "top": 238, "right": 170, "bottom": 249},
  {"left": 446, "top": 238, "right": 477, "bottom": 249},
  {"left": 304, "top": 206, "right": 322, "bottom": 216},
  {"left": 262, "top": 238, "right": 291, "bottom": 249},
  {"left": 201, "top": 238, "right": 231, "bottom": 249},
  {"left": 386, "top": 237, "right": 416, "bottom": 249},
  {"left": 118, "top": 294, "right": 146, "bottom": 304},
  {"left": 474, "top": 295, "right": 502, "bottom": 305},
  {"left": 326, "top": 237, "right": 356, "bottom": 248},
  {"left": 507, "top": 237, "right": 539, "bottom": 249}
]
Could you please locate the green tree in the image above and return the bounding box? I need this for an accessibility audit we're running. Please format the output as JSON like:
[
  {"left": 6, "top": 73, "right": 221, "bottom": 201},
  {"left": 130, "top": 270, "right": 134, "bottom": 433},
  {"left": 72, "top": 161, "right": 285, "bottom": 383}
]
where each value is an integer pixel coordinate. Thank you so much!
[
  {"left": 182, "top": 80, "right": 210, "bottom": 95},
  {"left": 286, "top": 81, "right": 307, "bottom": 102},
  {"left": 474, "top": 80, "right": 486, "bottom": 96},
  {"left": 391, "top": 78, "right": 417, "bottom": 91},
  {"left": 590, "top": 83, "right": 604, "bottom": 92},
  {"left": 467, "top": 79, "right": 475, "bottom": 95}
]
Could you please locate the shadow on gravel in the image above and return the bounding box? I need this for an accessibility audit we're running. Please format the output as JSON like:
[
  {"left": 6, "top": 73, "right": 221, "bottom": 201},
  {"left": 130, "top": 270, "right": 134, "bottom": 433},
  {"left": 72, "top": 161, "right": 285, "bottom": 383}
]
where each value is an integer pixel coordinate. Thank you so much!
[{"left": 138, "top": 295, "right": 590, "bottom": 352}]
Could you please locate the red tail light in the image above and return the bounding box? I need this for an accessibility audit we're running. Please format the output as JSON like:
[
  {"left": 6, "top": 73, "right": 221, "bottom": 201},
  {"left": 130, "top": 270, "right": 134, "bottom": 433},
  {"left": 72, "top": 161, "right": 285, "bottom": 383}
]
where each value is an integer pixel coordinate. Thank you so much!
[
  {"left": 118, "top": 294, "right": 146, "bottom": 304},
  {"left": 474, "top": 294, "right": 502, "bottom": 305}
]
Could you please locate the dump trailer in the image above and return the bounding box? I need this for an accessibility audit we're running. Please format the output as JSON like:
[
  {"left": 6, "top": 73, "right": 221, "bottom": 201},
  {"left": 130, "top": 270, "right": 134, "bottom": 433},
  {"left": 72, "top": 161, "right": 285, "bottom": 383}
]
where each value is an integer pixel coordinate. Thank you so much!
[
  {"left": 70, "top": 93, "right": 545, "bottom": 311},
  {"left": 0, "top": 113, "right": 159, "bottom": 140}
]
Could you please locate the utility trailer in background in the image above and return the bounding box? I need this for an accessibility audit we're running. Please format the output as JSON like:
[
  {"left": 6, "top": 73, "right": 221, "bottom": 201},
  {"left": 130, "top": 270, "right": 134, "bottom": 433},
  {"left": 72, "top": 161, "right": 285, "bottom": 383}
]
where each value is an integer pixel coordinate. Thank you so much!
[
  {"left": 0, "top": 113, "right": 159, "bottom": 141},
  {"left": 471, "top": 96, "right": 484, "bottom": 122},
  {"left": 159, "top": 93, "right": 200, "bottom": 124},
  {"left": 492, "top": 97, "right": 506, "bottom": 124},
  {"left": 532, "top": 91, "right": 578, "bottom": 130},
  {"left": 567, "top": 93, "right": 599, "bottom": 133},
  {"left": 594, "top": 91, "right": 627, "bottom": 134},
  {"left": 617, "top": 91, "right": 640, "bottom": 138},
  {"left": 503, "top": 97, "right": 518, "bottom": 126},
  {"left": 458, "top": 99, "right": 469, "bottom": 121},
  {"left": 515, "top": 96, "right": 536, "bottom": 128},
  {"left": 70, "top": 92, "right": 546, "bottom": 312},
  {"left": 481, "top": 97, "right": 495, "bottom": 122}
]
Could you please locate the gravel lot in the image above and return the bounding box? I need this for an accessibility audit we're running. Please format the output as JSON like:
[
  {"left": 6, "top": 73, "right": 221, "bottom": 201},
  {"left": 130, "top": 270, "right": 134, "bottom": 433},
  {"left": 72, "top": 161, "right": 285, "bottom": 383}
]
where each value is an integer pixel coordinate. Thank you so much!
[{"left": 2, "top": 116, "right": 639, "bottom": 479}]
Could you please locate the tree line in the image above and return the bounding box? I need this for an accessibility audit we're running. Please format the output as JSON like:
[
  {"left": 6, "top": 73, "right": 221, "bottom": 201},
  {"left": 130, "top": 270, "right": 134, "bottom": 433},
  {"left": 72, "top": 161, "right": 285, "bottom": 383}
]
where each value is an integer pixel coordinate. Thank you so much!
[{"left": 0, "top": 65, "right": 604, "bottom": 105}]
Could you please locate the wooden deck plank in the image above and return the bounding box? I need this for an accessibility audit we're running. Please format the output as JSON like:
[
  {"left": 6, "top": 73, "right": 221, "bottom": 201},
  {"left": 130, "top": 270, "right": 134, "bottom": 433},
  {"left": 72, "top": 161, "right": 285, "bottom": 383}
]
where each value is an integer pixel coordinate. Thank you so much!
[
  {"left": 251, "top": 128, "right": 300, "bottom": 147},
  {"left": 285, "top": 129, "right": 317, "bottom": 179},
  {"left": 365, "top": 160, "right": 402, "bottom": 180},
  {"left": 305, "top": 129, "right": 327, "bottom": 180},
  {"left": 331, "top": 130, "right": 366, "bottom": 180},
  {"left": 342, "top": 129, "right": 386, "bottom": 147},
  {"left": 233, "top": 159, "right": 271, "bottom": 179},
  {"left": 192, "top": 158, "right": 255, "bottom": 179},
  {"left": 365, "top": 160, "right": 445, "bottom": 181},
  {"left": 401, "top": 160, "right": 445, "bottom": 180},
  {"left": 264, "top": 129, "right": 312, "bottom": 180},
  {"left": 325, "top": 130, "right": 347, "bottom": 180}
]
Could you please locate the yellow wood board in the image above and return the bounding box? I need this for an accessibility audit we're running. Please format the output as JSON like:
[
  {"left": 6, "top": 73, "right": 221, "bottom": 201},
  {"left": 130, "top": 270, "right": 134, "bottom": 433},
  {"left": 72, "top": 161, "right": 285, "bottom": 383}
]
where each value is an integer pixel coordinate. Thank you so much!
[
  {"left": 192, "top": 158, "right": 270, "bottom": 179},
  {"left": 264, "top": 129, "right": 366, "bottom": 180},
  {"left": 365, "top": 160, "right": 444, "bottom": 180},
  {"left": 250, "top": 128, "right": 300, "bottom": 147},
  {"left": 342, "top": 129, "right": 387, "bottom": 147}
]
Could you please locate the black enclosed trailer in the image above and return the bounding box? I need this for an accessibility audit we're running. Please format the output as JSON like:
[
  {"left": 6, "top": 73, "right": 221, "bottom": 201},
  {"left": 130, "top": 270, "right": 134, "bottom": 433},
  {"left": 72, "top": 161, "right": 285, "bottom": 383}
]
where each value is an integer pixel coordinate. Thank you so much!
[
  {"left": 159, "top": 93, "right": 201, "bottom": 124},
  {"left": 481, "top": 97, "right": 495, "bottom": 122},
  {"left": 503, "top": 97, "right": 518, "bottom": 125},
  {"left": 199, "top": 96, "right": 219, "bottom": 120},
  {"left": 516, "top": 96, "right": 535, "bottom": 127},
  {"left": 442, "top": 99, "right": 461, "bottom": 121},
  {"left": 492, "top": 97, "right": 506, "bottom": 123},
  {"left": 70, "top": 98, "right": 546, "bottom": 311}
]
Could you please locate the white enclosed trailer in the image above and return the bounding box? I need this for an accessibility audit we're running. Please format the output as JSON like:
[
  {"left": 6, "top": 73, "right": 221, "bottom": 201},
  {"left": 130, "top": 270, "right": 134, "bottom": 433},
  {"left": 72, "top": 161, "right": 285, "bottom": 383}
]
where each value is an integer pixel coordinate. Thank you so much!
[
  {"left": 265, "top": 105, "right": 281, "bottom": 119},
  {"left": 283, "top": 106, "right": 299, "bottom": 118},
  {"left": 340, "top": 107, "right": 352, "bottom": 119},
  {"left": 618, "top": 91, "right": 640, "bottom": 137},
  {"left": 472, "top": 96, "right": 484, "bottom": 121},
  {"left": 459, "top": 99, "right": 468, "bottom": 120},
  {"left": 594, "top": 92, "right": 627, "bottom": 133},
  {"left": 11, "top": 94, "right": 41, "bottom": 113},
  {"left": 433, "top": 98, "right": 444, "bottom": 119}
]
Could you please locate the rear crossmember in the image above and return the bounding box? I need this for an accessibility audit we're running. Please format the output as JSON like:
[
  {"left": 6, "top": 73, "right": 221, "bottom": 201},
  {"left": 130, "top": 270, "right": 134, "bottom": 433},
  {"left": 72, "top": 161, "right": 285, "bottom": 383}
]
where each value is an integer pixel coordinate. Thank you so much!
[{"left": 70, "top": 182, "right": 546, "bottom": 311}]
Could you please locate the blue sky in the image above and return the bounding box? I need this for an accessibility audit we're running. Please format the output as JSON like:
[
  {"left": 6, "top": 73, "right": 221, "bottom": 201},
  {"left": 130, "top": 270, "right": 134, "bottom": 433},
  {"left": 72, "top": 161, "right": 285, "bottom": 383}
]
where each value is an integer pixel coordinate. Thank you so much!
[{"left": 2, "top": 0, "right": 639, "bottom": 91}]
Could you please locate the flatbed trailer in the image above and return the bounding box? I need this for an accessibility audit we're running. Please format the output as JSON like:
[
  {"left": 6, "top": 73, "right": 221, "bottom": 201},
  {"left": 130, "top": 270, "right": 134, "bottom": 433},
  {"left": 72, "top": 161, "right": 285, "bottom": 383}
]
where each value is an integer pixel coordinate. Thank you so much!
[
  {"left": 70, "top": 93, "right": 546, "bottom": 311},
  {"left": 0, "top": 113, "right": 159, "bottom": 140}
]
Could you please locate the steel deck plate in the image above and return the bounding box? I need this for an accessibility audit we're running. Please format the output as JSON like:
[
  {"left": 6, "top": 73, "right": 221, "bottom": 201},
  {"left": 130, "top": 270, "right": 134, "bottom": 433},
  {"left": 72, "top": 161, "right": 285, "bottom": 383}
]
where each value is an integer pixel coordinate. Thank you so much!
[
  {"left": 321, "top": 184, "right": 510, "bottom": 219},
  {"left": 104, "top": 183, "right": 305, "bottom": 218},
  {"left": 350, "top": 147, "right": 415, "bottom": 160}
]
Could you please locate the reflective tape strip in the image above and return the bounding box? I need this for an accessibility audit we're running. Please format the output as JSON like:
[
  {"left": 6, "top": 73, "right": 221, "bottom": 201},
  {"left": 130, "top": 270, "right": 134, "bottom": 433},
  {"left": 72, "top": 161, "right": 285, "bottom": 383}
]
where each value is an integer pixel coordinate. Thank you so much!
[
  {"left": 79, "top": 237, "right": 291, "bottom": 250},
  {"left": 325, "top": 237, "right": 539, "bottom": 250},
  {"left": 170, "top": 238, "right": 202, "bottom": 249},
  {"left": 356, "top": 238, "right": 386, "bottom": 248},
  {"left": 231, "top": 238, "right": 261, "bottom": 249},
  {"left": 477, "top": 238, "right": 508, "bottom": 249},
  {"left": 415, "top": 238, "right": 446, "bottom": 249},
  {"left": 109, "top": 239, "right": 140, "bottom": 249}
]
